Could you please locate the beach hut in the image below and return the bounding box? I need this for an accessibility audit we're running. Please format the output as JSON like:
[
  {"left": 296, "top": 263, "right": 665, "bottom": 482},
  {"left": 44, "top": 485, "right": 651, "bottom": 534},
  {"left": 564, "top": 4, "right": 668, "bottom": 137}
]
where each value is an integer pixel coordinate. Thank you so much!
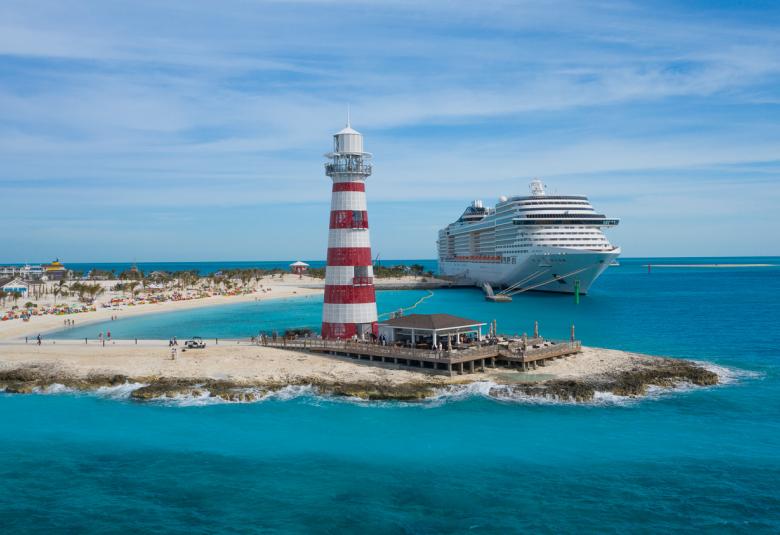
[
  {"left": 1, "top": 278, "right": 29, "bottom": 298},
  {"left": 289, "top": 261, "right": 310, "bottom": 275}
]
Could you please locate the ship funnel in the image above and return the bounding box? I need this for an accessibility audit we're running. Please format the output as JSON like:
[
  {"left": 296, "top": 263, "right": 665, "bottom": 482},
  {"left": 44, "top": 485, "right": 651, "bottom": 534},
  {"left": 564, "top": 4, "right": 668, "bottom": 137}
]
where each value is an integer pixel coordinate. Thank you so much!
[{"left": 530, "top": 179, "right": 546, "bottom": 196}]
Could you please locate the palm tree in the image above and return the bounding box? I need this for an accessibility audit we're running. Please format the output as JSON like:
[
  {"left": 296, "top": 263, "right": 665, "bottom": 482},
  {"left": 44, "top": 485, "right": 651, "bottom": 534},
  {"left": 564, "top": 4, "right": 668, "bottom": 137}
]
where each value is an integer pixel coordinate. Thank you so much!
[
  {"left": 92, "top": 285, "right": 105, "bottom": 300},
  {"left": 127, "top": 281, "right": 140, "bottom": 297}
]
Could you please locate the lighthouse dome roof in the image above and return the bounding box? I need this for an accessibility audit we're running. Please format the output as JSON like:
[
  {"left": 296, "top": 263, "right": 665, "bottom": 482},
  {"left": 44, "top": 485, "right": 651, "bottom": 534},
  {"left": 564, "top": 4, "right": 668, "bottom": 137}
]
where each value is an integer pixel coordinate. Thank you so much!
[{"left": 336, "top": 125, "right": 361, "bottom": 136}]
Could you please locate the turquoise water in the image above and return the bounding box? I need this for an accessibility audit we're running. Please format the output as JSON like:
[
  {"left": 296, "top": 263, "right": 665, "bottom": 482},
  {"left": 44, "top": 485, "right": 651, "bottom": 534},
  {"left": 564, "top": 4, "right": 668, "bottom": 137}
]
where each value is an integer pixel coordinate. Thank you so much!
[{"left": 3, "top": 258, "right": 780, "bottom": 532}]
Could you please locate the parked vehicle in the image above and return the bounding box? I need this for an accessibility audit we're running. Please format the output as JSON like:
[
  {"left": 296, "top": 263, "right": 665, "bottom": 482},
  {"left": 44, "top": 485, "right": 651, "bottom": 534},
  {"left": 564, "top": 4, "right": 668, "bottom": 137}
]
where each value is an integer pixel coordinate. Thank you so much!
[{"left": 184, "top": 336, "right": 206, "bottom": 349}]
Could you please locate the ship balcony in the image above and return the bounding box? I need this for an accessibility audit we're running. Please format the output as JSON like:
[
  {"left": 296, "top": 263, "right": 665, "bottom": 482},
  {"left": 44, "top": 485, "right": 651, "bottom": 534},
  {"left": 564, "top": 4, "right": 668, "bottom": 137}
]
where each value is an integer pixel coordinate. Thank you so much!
[
  {"left": 352, "top": 276, "right": 374, "bottom": 286},
  {"left": 325, "top": 162, "right": 372, "bottom": 175}
]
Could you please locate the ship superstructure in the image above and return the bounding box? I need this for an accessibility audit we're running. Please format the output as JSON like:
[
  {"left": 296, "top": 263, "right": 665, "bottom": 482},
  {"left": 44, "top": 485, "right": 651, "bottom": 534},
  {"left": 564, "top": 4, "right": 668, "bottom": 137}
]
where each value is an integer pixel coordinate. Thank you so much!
[{"left": 437, "top": 180, "right": 620, "bottom": 294}]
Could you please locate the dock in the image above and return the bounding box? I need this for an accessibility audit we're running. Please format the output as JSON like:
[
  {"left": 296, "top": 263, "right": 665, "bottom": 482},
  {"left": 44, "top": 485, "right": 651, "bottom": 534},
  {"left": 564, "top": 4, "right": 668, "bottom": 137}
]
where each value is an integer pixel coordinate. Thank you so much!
[
  {"left": 482, "top": 282, "right": 513, "bottom": 302},
  {"left": 262, "top": 337, "right": 581, "bottom": 376}
]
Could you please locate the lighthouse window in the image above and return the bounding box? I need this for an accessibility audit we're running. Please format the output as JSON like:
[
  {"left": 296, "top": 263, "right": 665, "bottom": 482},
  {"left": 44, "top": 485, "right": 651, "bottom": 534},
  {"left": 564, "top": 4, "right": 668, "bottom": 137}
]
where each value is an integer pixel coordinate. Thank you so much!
[{"left": 352, "top": 210, "right": 367, "bottom": 229}]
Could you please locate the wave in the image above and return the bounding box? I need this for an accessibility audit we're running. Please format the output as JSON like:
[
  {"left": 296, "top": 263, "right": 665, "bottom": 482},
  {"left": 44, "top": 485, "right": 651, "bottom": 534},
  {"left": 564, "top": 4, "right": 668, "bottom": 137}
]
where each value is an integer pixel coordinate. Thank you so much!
[
  {"left": 147, "top": 385, "right": 319, "bottom": 407},
  {"left": 696, "top": 361, "right": 763, "bottom": 385},
  {"left": 94, "top": 382, "right": 148, "bottom": 399},
  {"left": 37, "top": 383, "right": 77, "bottom": 395},
  {"left": 7, "top": 360, "right": 759, "bottom": 407},
  {"left": 428, "top": 381, "right": 635, "bottom": 407}
]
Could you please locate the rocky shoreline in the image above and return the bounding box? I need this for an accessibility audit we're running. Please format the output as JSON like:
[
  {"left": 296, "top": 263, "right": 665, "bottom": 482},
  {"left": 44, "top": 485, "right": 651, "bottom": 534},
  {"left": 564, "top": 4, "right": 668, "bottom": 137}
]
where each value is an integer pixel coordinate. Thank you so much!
[{"left": 0, "top": 357, "right": 719, "bottom": 403}]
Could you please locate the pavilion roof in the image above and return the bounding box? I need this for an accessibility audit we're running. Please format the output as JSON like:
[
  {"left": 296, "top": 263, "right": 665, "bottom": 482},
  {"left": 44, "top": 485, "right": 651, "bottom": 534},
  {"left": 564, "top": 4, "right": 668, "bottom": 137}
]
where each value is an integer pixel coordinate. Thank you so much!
[{"left": 379, "top": 313, "right": 485, "bottom": 331}]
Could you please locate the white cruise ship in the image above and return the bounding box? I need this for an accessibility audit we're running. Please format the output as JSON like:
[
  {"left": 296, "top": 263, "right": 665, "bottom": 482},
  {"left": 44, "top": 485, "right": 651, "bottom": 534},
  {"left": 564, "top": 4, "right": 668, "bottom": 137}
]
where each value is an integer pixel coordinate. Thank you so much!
[{"left": 437, "top": 180, "right": 620, "bottom": 295}]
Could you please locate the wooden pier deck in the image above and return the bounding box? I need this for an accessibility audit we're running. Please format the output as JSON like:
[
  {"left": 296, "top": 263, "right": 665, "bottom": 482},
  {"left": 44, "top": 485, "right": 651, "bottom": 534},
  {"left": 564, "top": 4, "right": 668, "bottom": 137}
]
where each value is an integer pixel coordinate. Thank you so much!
[{"left": 262, "top": 338, "right": 581, "bottom": 375}]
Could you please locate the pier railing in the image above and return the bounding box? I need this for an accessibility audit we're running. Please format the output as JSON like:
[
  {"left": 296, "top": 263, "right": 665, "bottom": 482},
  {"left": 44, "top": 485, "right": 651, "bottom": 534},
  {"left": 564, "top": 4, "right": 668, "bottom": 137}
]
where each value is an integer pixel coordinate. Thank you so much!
[
  {"left": 502, "top": 340, "right": 581, "bottom": 362},
  {"left": 263, "top": 338, "right": 499, "bottom": 361},
  {"left": 263, "top": 338, "right": 581, "bottom": 366}
]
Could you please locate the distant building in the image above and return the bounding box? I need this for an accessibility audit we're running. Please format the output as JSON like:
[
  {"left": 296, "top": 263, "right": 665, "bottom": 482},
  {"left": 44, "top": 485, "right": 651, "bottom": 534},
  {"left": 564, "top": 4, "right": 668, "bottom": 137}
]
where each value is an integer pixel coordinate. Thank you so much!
[
  {"left": 0, "top": 264, "right": 45, "bottom": 281},
  {"left": 290, "top": 261, "right": 310, "bottom": 275},
  {"left": 42, "top": 259, "right": 67, "bottom": 281},
  {"left": 1, "top": 278, "right": 29, "bottom": 298}
]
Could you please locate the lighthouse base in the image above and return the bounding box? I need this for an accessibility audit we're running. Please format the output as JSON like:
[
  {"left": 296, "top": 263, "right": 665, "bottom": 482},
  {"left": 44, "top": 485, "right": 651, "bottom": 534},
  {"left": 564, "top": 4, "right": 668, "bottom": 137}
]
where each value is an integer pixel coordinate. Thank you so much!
[{"left": 322, "top": 321, "right": 378, "bottom": 340}]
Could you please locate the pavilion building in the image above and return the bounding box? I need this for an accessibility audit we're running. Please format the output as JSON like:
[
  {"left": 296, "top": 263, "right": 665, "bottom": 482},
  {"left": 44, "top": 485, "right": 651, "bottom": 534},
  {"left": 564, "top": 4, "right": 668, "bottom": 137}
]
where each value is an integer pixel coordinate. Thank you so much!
[{"left": 377, "top": 314, "right": 486, "bottom": 348}]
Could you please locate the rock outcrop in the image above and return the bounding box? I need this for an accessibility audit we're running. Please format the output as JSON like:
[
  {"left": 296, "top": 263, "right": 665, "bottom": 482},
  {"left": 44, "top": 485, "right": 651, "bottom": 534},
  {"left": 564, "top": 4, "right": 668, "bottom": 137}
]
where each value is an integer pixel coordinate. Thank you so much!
[{"left": 0, "top": 356, "right": 720, "bottom": 403}]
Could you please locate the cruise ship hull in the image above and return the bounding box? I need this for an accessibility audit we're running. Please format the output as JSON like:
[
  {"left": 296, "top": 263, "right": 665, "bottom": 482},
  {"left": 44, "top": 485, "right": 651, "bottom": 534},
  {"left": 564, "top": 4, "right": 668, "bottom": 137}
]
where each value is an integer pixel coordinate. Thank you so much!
[{"left": 439, "top": 247, "right": 621, "bottom": 294}]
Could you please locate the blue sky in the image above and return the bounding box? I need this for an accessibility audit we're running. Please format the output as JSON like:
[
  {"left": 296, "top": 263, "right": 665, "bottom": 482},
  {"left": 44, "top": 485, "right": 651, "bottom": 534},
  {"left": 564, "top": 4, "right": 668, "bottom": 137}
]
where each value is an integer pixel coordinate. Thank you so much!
[{"left": 1, "top": 0, "right": 779, "bottom": 262}]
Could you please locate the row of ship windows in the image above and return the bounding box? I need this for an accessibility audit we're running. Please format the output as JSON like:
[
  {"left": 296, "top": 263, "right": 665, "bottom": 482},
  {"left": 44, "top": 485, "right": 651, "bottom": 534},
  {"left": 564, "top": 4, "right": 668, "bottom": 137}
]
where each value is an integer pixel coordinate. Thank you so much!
[
  {"left": 517, "top": 237, "right": 607, "bottom": 242},
  {"left": 515, "top": 201, "right": 590, "bottom": 206},
  {"left": 527, "top": 231, "right": 604, "bottom": 236}
]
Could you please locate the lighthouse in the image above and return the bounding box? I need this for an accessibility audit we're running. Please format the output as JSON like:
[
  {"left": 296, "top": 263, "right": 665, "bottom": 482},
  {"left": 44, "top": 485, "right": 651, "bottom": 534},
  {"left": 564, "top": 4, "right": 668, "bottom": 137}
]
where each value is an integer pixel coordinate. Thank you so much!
[{"left": 321, "top": 120, "right": 378, "bottom": 339}]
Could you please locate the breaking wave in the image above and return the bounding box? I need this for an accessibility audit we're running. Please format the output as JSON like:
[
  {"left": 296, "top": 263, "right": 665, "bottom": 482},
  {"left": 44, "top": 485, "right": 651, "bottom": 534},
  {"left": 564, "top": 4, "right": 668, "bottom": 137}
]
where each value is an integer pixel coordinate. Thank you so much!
[
  {"left": 697, "top": 361, "right": 763, "bottom": 385},
  {"left": 94, "top": 382, "right": 148, "bottom": 399},
  {"left": 427, "top": 381, "right": 633, "bottom": 407},
  {"left": 6, "top": 361, "right": 759, "bottom": 407},
  {"left": 147, "top": 385, "right": 319, "bottom": 407}
]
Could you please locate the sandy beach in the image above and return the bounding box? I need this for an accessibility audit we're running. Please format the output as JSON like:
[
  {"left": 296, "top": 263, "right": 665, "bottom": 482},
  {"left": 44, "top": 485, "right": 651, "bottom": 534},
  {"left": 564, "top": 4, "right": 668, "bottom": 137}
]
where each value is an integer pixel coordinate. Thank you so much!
[
  {"left": 0, "top": 273, "right": 450, "bottom": 341},
  {"left": 0, "top": 287, "right": 321, "bottom": 341},
  {"left": 0, "top": 338, "right": 641, "bottom": 384},
  {"left": 0, "top": 339, "right": 718, "bottom": 402}
]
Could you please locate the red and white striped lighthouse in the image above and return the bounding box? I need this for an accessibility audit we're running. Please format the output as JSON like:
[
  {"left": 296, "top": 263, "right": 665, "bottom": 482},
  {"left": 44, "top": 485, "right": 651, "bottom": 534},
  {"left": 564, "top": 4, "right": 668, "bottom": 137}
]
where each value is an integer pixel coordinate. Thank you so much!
[{"left": 321, "top": 120, "right": 378, "bottom": 339}]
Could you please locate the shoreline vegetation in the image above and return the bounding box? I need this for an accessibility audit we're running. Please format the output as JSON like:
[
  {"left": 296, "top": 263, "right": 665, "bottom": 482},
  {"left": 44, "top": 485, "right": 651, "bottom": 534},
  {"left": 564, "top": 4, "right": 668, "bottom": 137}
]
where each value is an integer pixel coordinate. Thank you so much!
[{"left": 0, "top": 344, "right": 719, "bottom": 403}]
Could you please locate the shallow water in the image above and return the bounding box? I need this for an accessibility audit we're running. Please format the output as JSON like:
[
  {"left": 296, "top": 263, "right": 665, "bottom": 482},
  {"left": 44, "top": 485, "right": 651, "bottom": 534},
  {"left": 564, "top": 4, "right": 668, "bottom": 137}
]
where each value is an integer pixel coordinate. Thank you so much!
[{"left": 3, "top": 257, "right": 780, "bottom": 532}]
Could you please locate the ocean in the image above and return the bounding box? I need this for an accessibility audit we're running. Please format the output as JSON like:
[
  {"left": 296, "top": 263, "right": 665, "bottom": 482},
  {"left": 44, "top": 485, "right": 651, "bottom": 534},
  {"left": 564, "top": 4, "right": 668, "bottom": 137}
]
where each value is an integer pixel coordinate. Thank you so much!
[{"left": 2, "top": 257, "right": 779, "bottom": 533}]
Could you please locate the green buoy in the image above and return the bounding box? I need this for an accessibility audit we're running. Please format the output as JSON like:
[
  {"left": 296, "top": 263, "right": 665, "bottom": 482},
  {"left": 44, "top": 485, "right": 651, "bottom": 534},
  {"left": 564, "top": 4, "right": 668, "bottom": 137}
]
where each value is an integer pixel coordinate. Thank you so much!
[{"left": 574, "top": 279, "right": 580, "bottom": 305}]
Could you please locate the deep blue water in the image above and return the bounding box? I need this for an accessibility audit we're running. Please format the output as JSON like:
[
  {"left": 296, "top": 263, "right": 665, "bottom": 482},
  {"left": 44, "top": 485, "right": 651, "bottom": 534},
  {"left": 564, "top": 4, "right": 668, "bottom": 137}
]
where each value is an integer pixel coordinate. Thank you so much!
[{"left": 3, "top": 257, "right": 780, "bottom": 533}]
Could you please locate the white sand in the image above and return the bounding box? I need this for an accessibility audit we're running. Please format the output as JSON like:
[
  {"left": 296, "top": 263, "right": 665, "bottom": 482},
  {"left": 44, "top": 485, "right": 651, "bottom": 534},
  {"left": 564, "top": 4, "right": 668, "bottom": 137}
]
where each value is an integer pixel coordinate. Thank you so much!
[
  {"left": 0, "top": 273, "right": 447, "bottom": 341},
  {"left": 0, "top": 276, "right": 322, "bottom": 341},
  {"left": 0, "top": 340, "right": 449, "bottom": 386},
  {"left": 0, "top": 341, "right": 646, "bottom": 385},
  {"left": 486, "top": 346, "right": 657, "bottom": 381}
]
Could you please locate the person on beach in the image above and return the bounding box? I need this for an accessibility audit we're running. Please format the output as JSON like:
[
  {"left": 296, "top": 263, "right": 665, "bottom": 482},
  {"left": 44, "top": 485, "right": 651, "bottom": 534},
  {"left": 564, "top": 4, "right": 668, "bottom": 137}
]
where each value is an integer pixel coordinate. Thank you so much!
[
  {"left": 36, "top": 334, "right": 41, "bottom": 345},
  {"left": 107, "top": 330, "right": 111, "bottom": 340}
]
